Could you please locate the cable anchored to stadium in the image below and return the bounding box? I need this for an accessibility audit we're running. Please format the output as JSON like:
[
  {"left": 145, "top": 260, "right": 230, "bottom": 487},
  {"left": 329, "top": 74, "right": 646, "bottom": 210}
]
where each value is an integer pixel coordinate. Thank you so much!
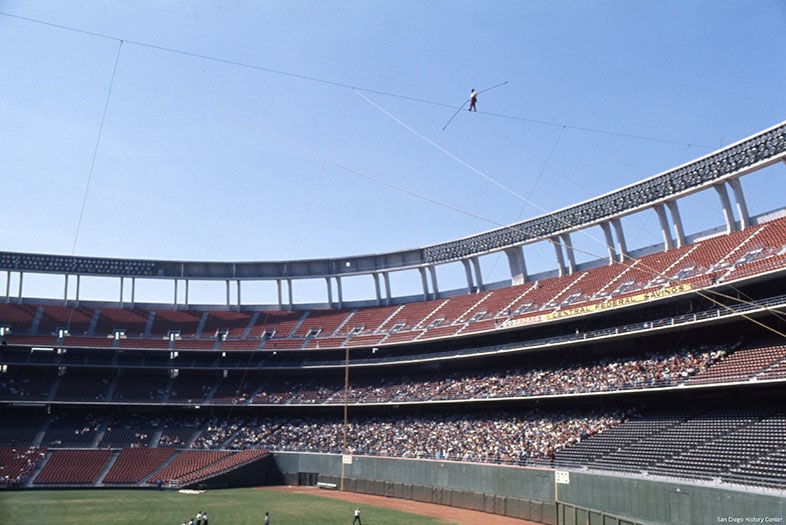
[
  {"left": 356, "top": 91, "right": 786, "bottom": 339},
  {"left": 71, "top": 39, "right": 123, "bottom": 257}
]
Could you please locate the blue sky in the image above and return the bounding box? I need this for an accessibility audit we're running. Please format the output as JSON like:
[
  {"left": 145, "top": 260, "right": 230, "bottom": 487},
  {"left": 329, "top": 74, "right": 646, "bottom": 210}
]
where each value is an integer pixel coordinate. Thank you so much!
[{"left": 1, "top": 1, "right": 785, "bottom": 305}]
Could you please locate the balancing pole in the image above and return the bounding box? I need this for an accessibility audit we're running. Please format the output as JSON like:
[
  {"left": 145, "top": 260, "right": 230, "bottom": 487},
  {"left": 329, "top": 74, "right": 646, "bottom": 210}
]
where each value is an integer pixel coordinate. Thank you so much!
[{"left": 441, "top": 80, "right": 509, "bottom": 131}]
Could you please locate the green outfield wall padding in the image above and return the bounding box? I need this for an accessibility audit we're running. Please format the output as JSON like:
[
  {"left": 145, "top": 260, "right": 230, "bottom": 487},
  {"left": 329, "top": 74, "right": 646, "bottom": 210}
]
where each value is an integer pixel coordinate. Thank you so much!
[{"left": 272, "top": 452, "right": 784, "bottom": 525}]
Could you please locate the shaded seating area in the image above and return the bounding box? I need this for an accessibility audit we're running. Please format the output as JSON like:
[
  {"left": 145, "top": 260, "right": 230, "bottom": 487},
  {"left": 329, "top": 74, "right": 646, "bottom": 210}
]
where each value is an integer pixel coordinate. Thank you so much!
[
  {"left": 553, "top": 407, "right": 786, "bottom": 489},
  {"left": 102, "top": 448, "right": 175, "bottom": 485}
]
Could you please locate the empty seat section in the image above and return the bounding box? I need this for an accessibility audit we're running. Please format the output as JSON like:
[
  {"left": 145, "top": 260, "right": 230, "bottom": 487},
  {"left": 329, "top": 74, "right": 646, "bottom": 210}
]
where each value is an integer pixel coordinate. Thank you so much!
[
  {"left": 149, "top": 450, "right": 231, "bottom": 485},
  {"left": 102, "top": 448, "right": 175, "bottom": 484},
  {"left": 34, "top": 449, "right": 112, "bottom": 484},
  {"left": 37, "top": 305, "right": 94, "bottom": 336},
  {"left": 150, "top": 310, "right": 202, "bottom": 338},
  {"left": 94, "top": 307, "right": 150, "bottom": 337},
  {"left": 54, "top": 368, "right": 113, "bottom": 401}
]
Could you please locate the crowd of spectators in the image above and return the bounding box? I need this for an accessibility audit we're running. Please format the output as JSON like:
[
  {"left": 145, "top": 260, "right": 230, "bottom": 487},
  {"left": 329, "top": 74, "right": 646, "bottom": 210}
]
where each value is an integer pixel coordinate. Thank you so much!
[
  {"left": 6, "top": 407, "right": 628, "bottom": 465},
  {"left": 256, "top": 345, "right": 727, "bottom": 405},
  {"left": 0, "top": 448, "right": 45, "bottom": 487},
  {"left": 158, "top": 417, "right": 203, "bottom": 448},
  {"left": 195, "top": 408, "right": 631, "bottom": 465},
  {"left": 0, "top": 345, "right": 729, "bottom": 408}
]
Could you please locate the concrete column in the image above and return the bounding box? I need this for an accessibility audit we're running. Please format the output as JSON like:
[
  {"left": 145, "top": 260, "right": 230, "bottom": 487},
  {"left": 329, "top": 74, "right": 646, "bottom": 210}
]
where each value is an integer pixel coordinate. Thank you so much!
[
  {"left": 551, "top": 237, "right": 567, "bottom": 276},
  {"left": 471, "top": 257, "right": 483, "bottom": 291},
  {"left": 64, "top": 274, "right": 69, "bottom": 304},
  {"left": 729, "top": 178, "right": 750, "bottom": 229},
  {"left": 462, "top": 260, "right": 474, "bottom": 292},
  {"left": 276, "top": 279, "right": 283, "bottom": 308},
  {"left": 372, "top": 273, "right": 382, "bottom": 305},
  {"left": 560, "top": 233, "right": 576, "bottom": 275},
  {"left": 666, "top": 200, "right": 686, "bottom": 248},
  {"left": 428, "top": 266, "right": 439, "bottom": 298},
  {"left": 714, "top": 182, "right": 735, "bottom": 233},
  {"left": 504, "top": 246, "right": 527, "bottom": 285},
  {"left": 654, "top": 204, "right": 674, "bottom": 250},
  {"left": 383, "top": 272, "right": 392, "bottom": 305},
  {"left": 336, "top": 276, "right": 343, "bottom": 309},
  {"left": 600, "top": 221, "right": 617, "bottom": 264},
  {"left": 418, "top": 267, "right": 429, "bottom": 300},
  {"left": 612, "top": 218, "right": 627, "bottom": 262},
  {"left": 325, "top": 277, "right": 333, "bottom": 307}
]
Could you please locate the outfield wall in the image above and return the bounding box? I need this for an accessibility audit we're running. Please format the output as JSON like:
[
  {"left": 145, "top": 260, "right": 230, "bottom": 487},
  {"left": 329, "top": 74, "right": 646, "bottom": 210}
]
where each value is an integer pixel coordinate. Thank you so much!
[
  {"left": 272, "top": 453, "right": 786, "bottom": 525},
  {"left": 274, "top": 452, "right": 556, "bottom": 523},
  {"left": 557, "top": 471, "right": 786, "bottom": 525}
]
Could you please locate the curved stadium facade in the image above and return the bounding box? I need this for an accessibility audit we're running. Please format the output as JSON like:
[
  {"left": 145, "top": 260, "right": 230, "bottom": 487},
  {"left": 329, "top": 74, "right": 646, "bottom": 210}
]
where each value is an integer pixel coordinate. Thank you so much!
[{"left": 1, "top": 121, "right": 786, "bottom": 524}]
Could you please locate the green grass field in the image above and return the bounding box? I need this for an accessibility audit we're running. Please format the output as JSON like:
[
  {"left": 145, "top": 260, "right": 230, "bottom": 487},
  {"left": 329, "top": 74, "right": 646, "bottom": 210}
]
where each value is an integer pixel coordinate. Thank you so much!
[{"left": 0, "top": 487, "right": 454, "bottom": 525}]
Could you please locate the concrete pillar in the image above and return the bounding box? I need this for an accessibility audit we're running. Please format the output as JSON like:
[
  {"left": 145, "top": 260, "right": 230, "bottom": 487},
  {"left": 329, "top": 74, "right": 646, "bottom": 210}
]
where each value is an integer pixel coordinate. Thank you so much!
[
  {"left": 612, "top": 218, "right": 627, "bottom": 262},
  {"left": 471, "top": 257, "right": 483, "bottom": 291},
  {"left": 462, "top": 260, "right": 473, "bottom": 292},
  {"left": 728, "top": 178, "right": 750, "bottom": 229},
  {"left": 551, "top": 237, "right": 567, "bottom": 277},
  {"left": 666, "top": 200, "right": 686, "bottom": 248},
  {"left": 600, "top": 222, "right": 617, "bottom": 264},
  {"left": 560, "top": 233, "right": 576, "bottom": 275},
  {"left": 372, "top": 273, "right": 382, "bottom": 305},
  {"left": 418, "top": 267, "right": 429, "bottom": 300},
  {"left": 383, "top": 272, "right": 392, "bottom": 305},
  {"left": 714, "top": 182, "right": 735, "bottom": 233},
  {"left": 504, "top": 246, "right": 527, "bottom": 285},
  {"left": 654, "top": 204, "right": 674, "bottom": 250},
  {"left": 428, "top": 266, "right": 439, "bottom": 298},
  {"left": 325, "top": 277, "right": 333, "bottom": 307}
]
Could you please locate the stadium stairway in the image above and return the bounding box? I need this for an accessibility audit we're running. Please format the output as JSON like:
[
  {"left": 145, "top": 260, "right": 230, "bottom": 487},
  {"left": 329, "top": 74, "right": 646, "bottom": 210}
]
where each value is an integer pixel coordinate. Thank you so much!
[
  {"left": 32, "top": 420, "right": 51, "bottom": 448},
  {"left": 141, "top": 450, "right": 179, "bottom": 486},
  {"left": 22, "top": 450, "right": 50, "bottom": 488},
  {"left": 94, "top": 450, "right": 121, "bottom": 486}
]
